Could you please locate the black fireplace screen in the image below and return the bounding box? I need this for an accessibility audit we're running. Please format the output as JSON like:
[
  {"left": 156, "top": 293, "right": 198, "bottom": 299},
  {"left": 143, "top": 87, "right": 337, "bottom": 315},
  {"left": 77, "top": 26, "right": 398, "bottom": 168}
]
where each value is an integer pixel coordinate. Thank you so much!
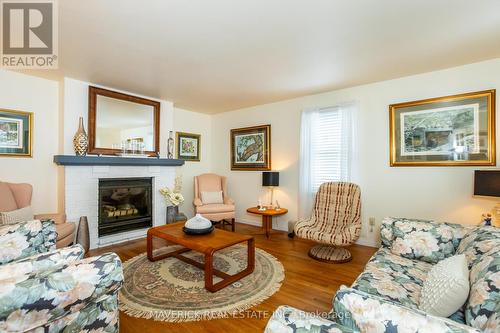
[{"left": 98, "top": 177, "right": 152, "bottom": 236}]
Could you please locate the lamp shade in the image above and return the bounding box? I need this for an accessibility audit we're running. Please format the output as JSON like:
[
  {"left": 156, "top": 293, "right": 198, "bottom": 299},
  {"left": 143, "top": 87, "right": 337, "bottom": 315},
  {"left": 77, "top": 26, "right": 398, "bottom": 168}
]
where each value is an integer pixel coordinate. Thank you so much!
[
  {"left": 474, "top": 170, "right": 500, "bottom": 197},
  {"left": 262, "top": 172, "right": 279, "bottom": 187}
]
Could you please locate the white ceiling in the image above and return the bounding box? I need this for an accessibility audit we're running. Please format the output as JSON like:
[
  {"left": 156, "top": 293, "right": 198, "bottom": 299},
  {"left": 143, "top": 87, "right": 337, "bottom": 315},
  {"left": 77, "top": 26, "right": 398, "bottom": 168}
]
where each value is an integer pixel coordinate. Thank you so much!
[{"left": 40, "top": 1, "right": 500, "bottom": 113}]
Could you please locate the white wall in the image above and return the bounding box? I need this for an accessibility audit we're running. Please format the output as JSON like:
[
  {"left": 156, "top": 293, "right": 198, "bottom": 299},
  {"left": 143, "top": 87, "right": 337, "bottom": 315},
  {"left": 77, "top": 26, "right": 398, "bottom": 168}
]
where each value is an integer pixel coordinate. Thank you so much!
[
  {"left": 3, "top": 57, "right": 500, "bottom": 248},
  {"left": 63, "top": 78, "right": 212, "bottom": 215},
  {"left": 63, "top": 78, "right": 174, "bottom": 156},
  {"left": 173, "top": 107, "right": 212, "bottom": 218},
  {"left": 212, "top": 104, "right": 301, "bottom": 232},
  {"left": 0, "top": 69, "right": 59, "bottom": 213},
  {"left": 212, "top": 58, "right": 500, "bottom": 246}
]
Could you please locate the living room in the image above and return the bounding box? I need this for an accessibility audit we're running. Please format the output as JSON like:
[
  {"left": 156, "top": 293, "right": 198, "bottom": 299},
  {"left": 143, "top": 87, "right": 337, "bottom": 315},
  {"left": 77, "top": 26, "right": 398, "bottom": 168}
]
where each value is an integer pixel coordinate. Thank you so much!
[{"left": 0, "top": 1, "right": 499, "bottom": 333}]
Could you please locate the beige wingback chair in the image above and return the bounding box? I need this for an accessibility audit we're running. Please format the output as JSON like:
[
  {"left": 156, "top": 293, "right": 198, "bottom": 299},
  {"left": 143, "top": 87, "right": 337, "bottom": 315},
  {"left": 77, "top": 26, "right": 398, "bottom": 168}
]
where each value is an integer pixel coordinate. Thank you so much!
[
  {"left": 294, "top": 182, "right": 361, "bottom": 263},
  {"left": 194, "top": 173, "right": 235, "bottom": 231},
  {"left": 0, "top": 181, "right": 76, "bottom": 248}
]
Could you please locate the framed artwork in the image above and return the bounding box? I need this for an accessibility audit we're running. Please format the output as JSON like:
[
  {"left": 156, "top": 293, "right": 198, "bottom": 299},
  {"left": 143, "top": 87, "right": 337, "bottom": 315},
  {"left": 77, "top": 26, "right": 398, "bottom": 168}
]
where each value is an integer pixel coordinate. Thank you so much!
[
  {"left": 176, "top": 132, "right": 200, "bottom": 161},
  {"left": 389, "top": 90, "right": 495, "bottom": 166},
  {"left": 0, "top": 109, "right": 33, "bottom": 157},
  {"left": 231, "top": 124, "right": 271, "bottom": 170}
]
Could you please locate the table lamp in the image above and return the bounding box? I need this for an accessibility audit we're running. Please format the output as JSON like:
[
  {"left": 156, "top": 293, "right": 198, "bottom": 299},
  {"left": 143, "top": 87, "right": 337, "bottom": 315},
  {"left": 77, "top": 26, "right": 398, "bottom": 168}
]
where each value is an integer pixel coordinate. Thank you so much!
[
  {"left": 262, "top": 171, "right": 279, "bottom": 209},
  {"left": 474, "top": 170, "right": 500, "bottom": 224}
]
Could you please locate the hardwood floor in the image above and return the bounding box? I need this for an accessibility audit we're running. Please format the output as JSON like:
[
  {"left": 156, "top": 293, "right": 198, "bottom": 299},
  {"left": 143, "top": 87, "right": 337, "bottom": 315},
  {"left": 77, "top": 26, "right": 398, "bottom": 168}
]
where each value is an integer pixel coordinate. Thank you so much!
[{"left": 88, "top": 223, "right": 377, "bottom": 333}]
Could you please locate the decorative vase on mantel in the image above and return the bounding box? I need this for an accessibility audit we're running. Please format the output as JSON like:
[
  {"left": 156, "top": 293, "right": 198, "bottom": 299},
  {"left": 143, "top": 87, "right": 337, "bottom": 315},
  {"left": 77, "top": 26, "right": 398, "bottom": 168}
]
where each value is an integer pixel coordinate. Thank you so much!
[
  {"left": 167, "top": 130, "right": 174, "bottom": 159},
  {"left": 166, "top": 205, "right": 187, "bottom": 224},
  {"left": 73, "top": 117, "right": 88, "bottom": 156}
]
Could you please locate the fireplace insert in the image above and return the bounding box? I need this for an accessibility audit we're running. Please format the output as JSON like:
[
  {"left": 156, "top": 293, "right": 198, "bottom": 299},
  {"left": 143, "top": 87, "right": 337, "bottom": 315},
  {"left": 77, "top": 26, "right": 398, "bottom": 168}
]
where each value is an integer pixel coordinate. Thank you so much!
[{"left": 98, "top": 177, "right": 153, "bottom": 236}]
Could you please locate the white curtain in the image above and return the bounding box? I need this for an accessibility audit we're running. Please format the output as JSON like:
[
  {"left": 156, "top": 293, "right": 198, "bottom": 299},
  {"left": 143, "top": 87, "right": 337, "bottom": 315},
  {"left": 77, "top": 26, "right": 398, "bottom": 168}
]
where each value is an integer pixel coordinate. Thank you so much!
[{"left": 298, "top": 103, "right": 356, "bottom": 218}]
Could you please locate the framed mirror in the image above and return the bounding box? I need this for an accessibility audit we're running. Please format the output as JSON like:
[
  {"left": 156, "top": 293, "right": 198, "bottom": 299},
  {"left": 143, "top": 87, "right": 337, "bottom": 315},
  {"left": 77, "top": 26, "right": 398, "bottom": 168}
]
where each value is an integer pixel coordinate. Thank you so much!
[{"left": 88, "top": 86, "right": 160, "bottom": 156}]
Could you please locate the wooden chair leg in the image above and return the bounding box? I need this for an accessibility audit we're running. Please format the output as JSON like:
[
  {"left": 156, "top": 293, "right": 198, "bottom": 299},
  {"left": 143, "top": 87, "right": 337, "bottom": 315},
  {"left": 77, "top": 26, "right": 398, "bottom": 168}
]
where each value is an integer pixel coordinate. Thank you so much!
[{"left": 231, "top": 218, "right": 235, "bottom": 232}]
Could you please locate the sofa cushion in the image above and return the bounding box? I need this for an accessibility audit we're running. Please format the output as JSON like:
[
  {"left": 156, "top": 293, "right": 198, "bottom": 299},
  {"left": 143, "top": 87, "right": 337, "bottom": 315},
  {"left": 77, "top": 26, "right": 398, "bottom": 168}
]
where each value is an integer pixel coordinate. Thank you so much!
[
  {"left": 196, "top": 203, "right": 235, "bottom": 214},
  {"left": 419, "top": 254, "right": 470, "bottom": 317},
  {"left": 352, "top": 248, "right": 433, "bottom": 309},
  {"left": 380, "top": 217, "right": 436, "bottom": 248},
  {"left": 0, "top": 252, "right": 123, "bottom": 332},
  {"left": 0, "top": 206, "right": 34, "bottom": 225},
  {"left": 483, "top": 302, "right": 500, "bottom": 333},
  {"left": 466, "top": 246, "right": 500, "bottom": 330},
  {"left": 200, "top": 191, "right": 223, "bottom": 204},
  {"left": 389, "top": 219, "right": 465, "bottom": 264},
  {"left": 456, "top": 226, "right": 500, "bottom": 269}
]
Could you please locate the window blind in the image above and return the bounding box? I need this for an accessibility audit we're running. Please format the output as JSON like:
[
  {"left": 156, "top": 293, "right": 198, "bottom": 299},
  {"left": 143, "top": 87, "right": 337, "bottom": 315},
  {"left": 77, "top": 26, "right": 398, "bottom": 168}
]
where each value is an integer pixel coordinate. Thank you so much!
[
  {"left": 299, "top": 103, "right": 354, "bottom": 217},
  {"left": 310, "top": 108, "right": 346, "bottom": 191}
]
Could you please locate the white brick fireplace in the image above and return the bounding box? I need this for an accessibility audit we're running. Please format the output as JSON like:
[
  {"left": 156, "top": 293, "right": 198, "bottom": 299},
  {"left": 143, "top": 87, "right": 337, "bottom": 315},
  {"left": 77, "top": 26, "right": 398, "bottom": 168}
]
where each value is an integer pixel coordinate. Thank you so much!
[{"left": 64, "top": 165, "right": 176, "bottom": 249}]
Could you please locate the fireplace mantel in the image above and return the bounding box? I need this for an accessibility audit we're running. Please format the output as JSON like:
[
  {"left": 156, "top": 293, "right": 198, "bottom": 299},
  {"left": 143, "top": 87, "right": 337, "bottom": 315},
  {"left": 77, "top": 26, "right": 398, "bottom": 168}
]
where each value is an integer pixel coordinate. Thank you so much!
[{"left": 54, "top": 155, "right": 185, "bottom": 167}]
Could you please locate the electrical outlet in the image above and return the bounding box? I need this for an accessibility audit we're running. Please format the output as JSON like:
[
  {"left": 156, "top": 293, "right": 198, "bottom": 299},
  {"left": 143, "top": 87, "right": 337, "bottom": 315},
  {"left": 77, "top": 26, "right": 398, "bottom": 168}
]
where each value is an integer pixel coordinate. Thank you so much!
[{"left": 368, "top": 217, "right": 375, "bottom": 232}]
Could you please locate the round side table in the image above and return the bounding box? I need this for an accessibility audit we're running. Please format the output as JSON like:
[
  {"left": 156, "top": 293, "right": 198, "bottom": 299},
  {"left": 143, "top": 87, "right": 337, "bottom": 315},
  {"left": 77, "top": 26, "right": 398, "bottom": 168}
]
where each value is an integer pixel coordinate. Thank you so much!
[{"left": 246, "top": 207, "right": 288, "bottom": 238}]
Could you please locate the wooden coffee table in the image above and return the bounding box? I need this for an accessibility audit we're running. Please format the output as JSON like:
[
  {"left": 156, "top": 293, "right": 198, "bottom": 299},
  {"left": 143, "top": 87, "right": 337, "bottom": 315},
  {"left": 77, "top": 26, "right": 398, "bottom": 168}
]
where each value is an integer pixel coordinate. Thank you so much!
[{"left": 147, "top": 222, "right": 255, "bottom": 292}]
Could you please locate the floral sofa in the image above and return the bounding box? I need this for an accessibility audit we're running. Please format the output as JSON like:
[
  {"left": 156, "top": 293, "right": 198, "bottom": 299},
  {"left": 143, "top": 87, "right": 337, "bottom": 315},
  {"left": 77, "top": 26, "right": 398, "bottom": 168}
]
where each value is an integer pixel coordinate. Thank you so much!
[
  {"left": 0, "top": 219, "right": 124, "bottom": 333},
  {"left": 265, "top": 217, "right": 500, "bottom": 333}
]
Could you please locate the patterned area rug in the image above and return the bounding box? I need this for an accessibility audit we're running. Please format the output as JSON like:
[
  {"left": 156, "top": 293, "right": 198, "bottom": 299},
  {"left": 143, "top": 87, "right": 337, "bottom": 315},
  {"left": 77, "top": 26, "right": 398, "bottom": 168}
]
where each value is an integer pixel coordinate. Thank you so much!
[{"left": 119, "top": 245, "right": 285, "bottom": 322}]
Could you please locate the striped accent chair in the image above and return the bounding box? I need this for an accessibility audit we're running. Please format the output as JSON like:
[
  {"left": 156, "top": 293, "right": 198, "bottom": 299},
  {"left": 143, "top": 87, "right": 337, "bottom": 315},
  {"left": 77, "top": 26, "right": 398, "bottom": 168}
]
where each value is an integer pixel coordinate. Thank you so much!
[{"left": 294, "top": 182, "right": 361, "bottom": 263}]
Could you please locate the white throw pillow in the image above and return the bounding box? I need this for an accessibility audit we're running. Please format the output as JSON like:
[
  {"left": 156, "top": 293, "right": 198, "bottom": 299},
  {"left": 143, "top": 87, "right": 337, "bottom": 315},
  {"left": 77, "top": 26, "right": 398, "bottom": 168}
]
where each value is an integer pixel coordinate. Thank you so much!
[
  {"left": 200, "top": 191, "right": 224, "bottom": 204},
  {"left": 0, "top": 206, "right": 34, "bottom": 225},
  {"left": 419, "top": 254, "right": 470, "bottom": 317}
]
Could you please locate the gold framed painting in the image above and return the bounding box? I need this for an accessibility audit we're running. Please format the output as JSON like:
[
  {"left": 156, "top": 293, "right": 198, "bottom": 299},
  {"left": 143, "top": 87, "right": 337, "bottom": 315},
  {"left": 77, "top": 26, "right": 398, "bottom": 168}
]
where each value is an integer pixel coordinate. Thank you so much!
[
  {"left": 0, "top": 109, "right": 33, "bottom": 157},
  {"left": 176, "top": 132, "right": 200, "bottom": 161},
  {"left": 231, "top": 124, "right": 271, "bottom": 171},
  {"left": 389, "top": 90, "right": 495, "bottom": 166}
]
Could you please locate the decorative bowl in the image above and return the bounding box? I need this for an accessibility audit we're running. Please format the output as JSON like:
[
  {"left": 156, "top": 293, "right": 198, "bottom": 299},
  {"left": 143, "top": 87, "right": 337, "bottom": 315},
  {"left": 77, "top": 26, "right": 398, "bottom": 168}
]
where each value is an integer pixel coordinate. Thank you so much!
[
  {"left": 185, "top": 214, "right": 212, "bottom": 229},
  {"left": 183, "top": 225, "right": 214, "bottom": 235}
]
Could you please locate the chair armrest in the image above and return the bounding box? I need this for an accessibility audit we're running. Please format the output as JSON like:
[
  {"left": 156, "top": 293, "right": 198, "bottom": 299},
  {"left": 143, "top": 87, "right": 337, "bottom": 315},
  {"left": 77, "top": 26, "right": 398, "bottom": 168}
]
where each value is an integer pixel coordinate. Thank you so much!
[
  {"left": 333, "top": 287, "right": 480, "bottom": 333},
  {"left": 224, "top": 197, "right": 235, "bottom": 205},
  {"left": 0, "top": 245, "right": 85, "bottom": 295},
  {"left": 35, "top": 213, "right": 66, "bottom": 225},
  {"left": 380, "top": 217, "right": 469, "bottom": 249},
  {"left": 0, "top": 252, "right": 123, "bottom": 332},
  {"left": 380, "top": 217, "right": 395, "bottom": 247},
  {"left": 0, "top": 220, "right": 56, "bottom": 265},
  {"left": 265, "top": 305, "right": 353, "bottom": 333},
  {"left": 12, "top": 244, "right": 85, "bottom": 272},
  {"left": 193, "top": 198, "right": 203, "bottom": 207}
]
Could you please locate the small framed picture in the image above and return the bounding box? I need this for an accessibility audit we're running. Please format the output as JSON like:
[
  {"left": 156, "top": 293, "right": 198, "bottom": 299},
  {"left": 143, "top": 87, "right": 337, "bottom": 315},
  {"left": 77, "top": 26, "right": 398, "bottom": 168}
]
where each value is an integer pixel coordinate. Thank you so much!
[
  {"left": 389, "top": 90, "right": 496, "bottom": 166},
  {"left": 176, "top": 132, "right": 200, "bottom": 161},
  {"left": 0, "top": 109, "right": 33, "bottom": 157},
  {"left": 231, "top": 124, "right": 271, "bottom": 170}
]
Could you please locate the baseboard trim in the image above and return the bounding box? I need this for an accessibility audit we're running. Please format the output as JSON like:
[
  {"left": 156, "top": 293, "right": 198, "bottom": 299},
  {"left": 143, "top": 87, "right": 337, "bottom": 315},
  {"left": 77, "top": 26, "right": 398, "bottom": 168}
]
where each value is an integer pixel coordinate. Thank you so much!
[
  {"left": 355, "top": 237, "right": 378, "bottom": 248},
  {"left": 236, "top": 218, "right": 288, "bottom": 232},
  {"left": 236, "top": 218, "right": 261, "bottom": 227}
]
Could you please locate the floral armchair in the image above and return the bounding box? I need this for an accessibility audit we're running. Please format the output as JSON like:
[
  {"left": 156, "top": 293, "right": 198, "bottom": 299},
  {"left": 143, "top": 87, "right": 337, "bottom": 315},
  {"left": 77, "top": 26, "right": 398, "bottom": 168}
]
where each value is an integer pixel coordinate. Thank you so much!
[
  {"left": 0, "top": 181, "right": 76, "bottom": 248},
  {"left": 265, "top": 218, "right": 500, "bottom": 333},
  {"left": 0, "top": 219, "right": 123, "bottom": 332}
]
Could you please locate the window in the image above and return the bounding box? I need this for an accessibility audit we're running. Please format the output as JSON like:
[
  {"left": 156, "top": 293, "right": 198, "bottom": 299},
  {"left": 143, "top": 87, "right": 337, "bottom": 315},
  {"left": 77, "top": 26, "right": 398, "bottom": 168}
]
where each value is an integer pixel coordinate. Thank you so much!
[{"left": 298, "top": 104, "right": 355, "bottom": 217}]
